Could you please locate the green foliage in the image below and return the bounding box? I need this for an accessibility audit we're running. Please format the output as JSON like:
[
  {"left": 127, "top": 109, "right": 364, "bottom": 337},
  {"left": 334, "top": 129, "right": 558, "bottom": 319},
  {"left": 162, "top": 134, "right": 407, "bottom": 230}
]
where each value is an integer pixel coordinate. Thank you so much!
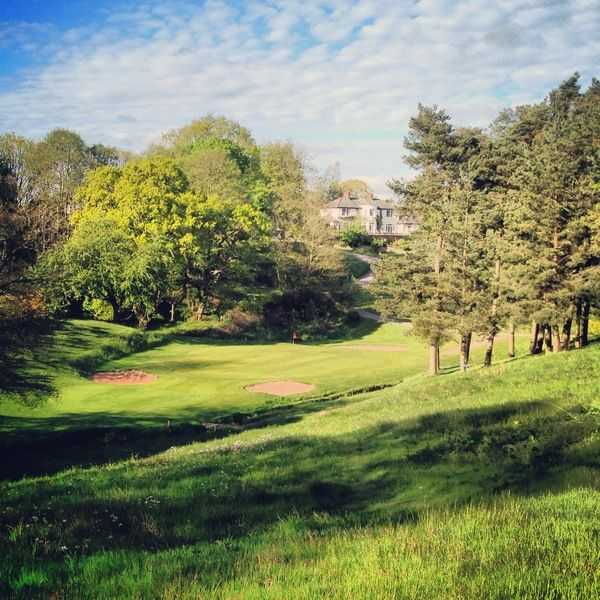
[
  {"left": 180, "top": 195, "right": 271, "bottom": 319},
  {"left": 339, "top": 221, "right": 371, "bottom": 248},
  {"left": 82, "top": 298, "right": 114, "bottom": 322},
  {"left": 381, "top": 74, "right": 600, "bottom": 370}
]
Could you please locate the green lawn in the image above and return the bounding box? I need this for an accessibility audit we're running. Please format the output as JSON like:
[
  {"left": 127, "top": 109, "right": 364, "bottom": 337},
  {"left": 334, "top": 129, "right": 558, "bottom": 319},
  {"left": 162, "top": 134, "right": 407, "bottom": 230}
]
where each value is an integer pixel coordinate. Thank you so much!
[
  {"left": 0, "top": 318, "right": 525, "bottom": 434},
  {"left": 1, "top": 320, "right": 599, "bottom": 598}
]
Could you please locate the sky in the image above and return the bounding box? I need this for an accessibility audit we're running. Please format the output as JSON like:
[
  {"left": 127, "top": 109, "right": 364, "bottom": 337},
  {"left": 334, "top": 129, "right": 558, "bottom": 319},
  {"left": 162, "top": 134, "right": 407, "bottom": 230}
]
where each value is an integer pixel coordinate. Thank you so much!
[{"left": 0, "top": 0, "right": 599, "bottom": 196}]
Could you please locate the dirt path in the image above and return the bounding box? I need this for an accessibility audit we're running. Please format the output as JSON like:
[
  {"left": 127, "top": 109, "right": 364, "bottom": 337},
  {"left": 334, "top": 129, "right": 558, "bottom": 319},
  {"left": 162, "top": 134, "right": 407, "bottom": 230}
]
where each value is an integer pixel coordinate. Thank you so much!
[{"left": 350, "top": 252, "right": 388, "bottom": 322}]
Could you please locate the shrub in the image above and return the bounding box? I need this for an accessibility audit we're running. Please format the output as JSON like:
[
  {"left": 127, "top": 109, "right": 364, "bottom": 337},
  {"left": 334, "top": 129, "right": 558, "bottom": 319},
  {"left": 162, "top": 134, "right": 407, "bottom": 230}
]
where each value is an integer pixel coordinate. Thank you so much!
[
  {"left": 0, "top": 292, "right": 47, "bottom": 320},
  {"left": 82, "top": 298, "right": 114, "bottom": 321},
  {"left": 588, "top": 316, "right": 600, "bottom": 340},
  {"left": 370, "top": 237, "right": 387, "bottom": 252},
  {"left": 344, "top": 309, "right": 362, "bottom": 325},
  {"left": 340, "top": 222, "right": 371, "bottom": 248},
  {"left": 263, "top": 289, "right": 339, "bottom": 329},
  {"left": 221, "top": 308, "right": 261, "bottom": 335}
]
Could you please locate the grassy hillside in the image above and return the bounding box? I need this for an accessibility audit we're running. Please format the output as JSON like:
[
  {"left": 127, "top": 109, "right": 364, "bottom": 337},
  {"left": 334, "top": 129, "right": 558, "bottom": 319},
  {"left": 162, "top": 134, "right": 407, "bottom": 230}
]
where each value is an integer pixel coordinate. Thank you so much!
[{"left": 1, "top": 337, "right": 599, "bottom": 598}]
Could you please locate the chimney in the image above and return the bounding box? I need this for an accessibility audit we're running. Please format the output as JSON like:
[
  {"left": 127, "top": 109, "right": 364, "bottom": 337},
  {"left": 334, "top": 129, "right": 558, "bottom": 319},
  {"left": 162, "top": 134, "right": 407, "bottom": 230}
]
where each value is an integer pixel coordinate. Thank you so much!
[{"left": 342, "top": 190, "right": 350, "bottom": 200}]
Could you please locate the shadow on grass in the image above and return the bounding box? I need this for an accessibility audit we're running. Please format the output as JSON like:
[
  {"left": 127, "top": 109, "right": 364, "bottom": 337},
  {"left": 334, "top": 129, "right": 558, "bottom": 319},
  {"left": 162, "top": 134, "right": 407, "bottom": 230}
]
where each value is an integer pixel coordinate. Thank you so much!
[
  {"left": 0, "top": 393, "right": 357, "bottom": 480},
  {"left": 1, "top": 398, "right": 598, "bottom": 563},
  {"left": 0, "top": 319, "right": 60, "bottom": 407}
]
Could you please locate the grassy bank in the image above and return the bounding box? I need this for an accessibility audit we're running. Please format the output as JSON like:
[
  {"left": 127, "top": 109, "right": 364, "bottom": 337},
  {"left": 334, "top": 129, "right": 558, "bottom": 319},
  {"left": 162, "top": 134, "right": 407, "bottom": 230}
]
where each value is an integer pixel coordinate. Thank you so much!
[{"left": 1, "top": 338, "right": 599, "bottom": 598}]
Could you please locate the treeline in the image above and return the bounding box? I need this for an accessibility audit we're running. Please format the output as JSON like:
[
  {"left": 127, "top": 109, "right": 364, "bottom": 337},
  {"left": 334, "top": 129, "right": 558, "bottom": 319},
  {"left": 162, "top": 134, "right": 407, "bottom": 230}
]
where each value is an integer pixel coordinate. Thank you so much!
[
  {"left": 375, "top": 73, "right": 600, "bottom": 374},
  {"left": 0, "top": 117, "right": 352, "bottom": 332},
  {"left": 0, "top": 130, "right": 127, "bottom": 290}
]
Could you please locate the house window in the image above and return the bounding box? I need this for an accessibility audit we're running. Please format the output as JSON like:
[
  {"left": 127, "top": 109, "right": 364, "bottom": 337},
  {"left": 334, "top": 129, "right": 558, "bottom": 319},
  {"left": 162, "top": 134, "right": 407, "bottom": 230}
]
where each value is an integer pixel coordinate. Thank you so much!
[
  {"left": 386, "top": 224, "right": 393, "bottom": 233},
  {"left": 342, "top": 207, "right": 348, "bottom": 216},
  {"left": 386, "top": 209, "right": 393, "bottom": 218},
  {"left": 369, "top": 223, "right": 374, "bottom": 232}
]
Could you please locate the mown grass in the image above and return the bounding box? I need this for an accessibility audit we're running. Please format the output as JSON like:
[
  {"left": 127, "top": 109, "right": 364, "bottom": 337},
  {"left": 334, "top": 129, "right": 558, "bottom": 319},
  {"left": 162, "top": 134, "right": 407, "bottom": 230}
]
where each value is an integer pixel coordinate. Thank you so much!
[
  {"left": 1, "top": 335, "right": 599, "bottom": 599},
  {"left": 0, "top": 318, "right": 528, "bottom": 478},
  {"left": 0, "top": 318, "right": 525, "bottom": 435}
]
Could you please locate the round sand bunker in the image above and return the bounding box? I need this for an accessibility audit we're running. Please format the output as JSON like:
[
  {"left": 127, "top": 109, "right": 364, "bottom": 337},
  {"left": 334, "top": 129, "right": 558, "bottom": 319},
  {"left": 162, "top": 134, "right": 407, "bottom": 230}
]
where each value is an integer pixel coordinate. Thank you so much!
[
  {"left": 91, "top": 370, "right": 158, "bottom": 385},
  {"left": 245, "top": 380, "right": 316, "bottom": 396}
]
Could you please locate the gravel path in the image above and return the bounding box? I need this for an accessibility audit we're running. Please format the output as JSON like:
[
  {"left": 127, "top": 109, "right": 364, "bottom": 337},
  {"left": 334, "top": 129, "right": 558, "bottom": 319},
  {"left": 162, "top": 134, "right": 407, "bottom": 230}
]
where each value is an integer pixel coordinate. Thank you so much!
[{"left": 350, "top": 252, "right": 384, "bottom": 321}]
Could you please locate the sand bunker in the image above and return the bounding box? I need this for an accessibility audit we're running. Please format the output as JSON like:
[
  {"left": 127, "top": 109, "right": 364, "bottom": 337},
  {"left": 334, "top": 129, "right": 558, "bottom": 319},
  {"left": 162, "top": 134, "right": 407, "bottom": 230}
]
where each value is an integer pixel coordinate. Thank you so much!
[
  {"left": 245, "top": 380, "right": 316, "bottom": 396},
  {"left": 339, "top": 345, "right": 406, "bottom": 352},
  {"left": 91, "top": 370, "right": 158, "bottom": 385}
]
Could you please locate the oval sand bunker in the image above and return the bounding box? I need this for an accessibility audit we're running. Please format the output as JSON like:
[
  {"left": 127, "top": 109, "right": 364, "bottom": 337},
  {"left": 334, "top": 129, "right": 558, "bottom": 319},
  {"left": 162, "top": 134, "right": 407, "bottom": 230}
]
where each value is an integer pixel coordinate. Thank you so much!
[
  {"left": 245, "top": 380, "right": 316, "bottom": 396},
  {"left": 91, "top": 370, "right": 158, "bottom": 385}
]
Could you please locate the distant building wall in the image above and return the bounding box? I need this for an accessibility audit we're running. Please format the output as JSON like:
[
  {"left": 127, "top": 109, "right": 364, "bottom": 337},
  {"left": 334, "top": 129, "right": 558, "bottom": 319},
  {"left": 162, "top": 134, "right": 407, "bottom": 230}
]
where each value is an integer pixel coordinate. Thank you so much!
[{"left": 320, "top": 191, "right": 418, "bottom": 237}]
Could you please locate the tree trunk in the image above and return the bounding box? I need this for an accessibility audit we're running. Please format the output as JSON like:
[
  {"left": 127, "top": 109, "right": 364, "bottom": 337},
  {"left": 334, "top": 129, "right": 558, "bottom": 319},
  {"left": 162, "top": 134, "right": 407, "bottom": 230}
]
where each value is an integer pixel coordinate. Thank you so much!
[
  {"left": 459, "top": 332, "right": 472, "bottom": 372},
  {"left": 562, "top": 319, "right": 572, "bottom": 351},
  {"left": 552, "top": 325, "right": 562, "bottom": 353},
  {"left": 508, "top": 320, "right": 516, "bottom": 358},
  {"left": 465, "top": 332, "right": 471, "bottom": 365},
  {"left": 169, "top": 302, "right": 176, "bottom": 323},
  {"left": 484, "top": 259, "right": 501, "bottom": 368},
  {"left": 195, "top": 303, "right": 205, "bottom": 321},
  {"left": 581, "top": 299, "right": 590, "bottom": 347},
  {"left": 483, "top": 332, "right": 495, "bottom": 367},
  {"left": 529, "top": 322, "right": 540, "bottom": 354},
  {"left": 109, "top": 298, "right": 119, "bottom": 323},
  {"left": 429, "top": 343, "right": 439, "bottom": 376},
  {"left": 543, "top": 325, "right": 553, "bottom": 353},
  {"left": 575, "top": 300, "right": 582, "bottom": 349}
]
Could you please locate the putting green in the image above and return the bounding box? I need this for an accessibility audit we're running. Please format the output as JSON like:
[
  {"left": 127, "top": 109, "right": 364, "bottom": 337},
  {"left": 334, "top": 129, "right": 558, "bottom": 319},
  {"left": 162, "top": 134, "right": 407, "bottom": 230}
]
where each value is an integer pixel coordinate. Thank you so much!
[{"left": 0, "top": 319, "right": 524, "bottom": 432}]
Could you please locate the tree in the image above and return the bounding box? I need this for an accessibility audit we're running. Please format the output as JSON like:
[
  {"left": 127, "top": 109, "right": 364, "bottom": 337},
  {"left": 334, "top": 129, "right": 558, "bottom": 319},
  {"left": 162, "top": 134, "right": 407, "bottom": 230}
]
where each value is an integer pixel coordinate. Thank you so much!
[
  {"left": 180, "top": 195, "right": 270, "bottom": 320},
  {"left": 39, "top": 218, "right": 132, "bottom": 320},
  {"left": 260, "top": 142, "right": 306, "bottom": 234},
  {"left": 74, "top": 157, "right": 188, "bottom": 243},
  {"left": 387, "top": 105, "right": 506, "bottom": 371},
  {"left": 160, "top": 115, "right": 257, "bottom": 154},
  {"left": 500, "top": 74, "right": 599, "bottom": 352},
  {"left": 121, "top": 240, "right": 174, "bottom": 328},
  {"left": 340, "top": 179, "right": 370, "bottom": 194},
  {"left": 374, "top": 235, "right": 452, "bottom": 375},
  {"left": 27, "top": 129, "right": 92, "bottom": 251}
]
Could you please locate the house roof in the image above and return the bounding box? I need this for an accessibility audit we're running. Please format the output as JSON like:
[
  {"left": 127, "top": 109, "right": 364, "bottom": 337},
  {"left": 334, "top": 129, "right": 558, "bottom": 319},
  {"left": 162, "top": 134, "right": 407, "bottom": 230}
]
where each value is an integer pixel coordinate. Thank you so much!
[
  {"left": 325, "top": 194, "right": 399, "bottom": 211},
  {"left": 324, "top": 196, "right": 364, "bottom": 209},
  {"left": 374, "top": 199, "right": 397, "bottom": 210}
]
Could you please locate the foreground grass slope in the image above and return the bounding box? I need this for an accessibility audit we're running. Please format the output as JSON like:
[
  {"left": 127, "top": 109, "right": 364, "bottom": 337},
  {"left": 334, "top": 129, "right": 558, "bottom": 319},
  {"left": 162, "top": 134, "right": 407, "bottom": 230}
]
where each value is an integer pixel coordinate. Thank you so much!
[{"left": 2, "top": 341, "right": 600, "bottom": 598}]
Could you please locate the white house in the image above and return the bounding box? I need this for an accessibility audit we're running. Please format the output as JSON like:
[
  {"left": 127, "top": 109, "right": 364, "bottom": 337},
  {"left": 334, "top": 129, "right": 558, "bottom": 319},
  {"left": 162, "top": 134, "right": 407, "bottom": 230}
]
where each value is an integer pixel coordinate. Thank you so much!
[{"left": 320, "top": 191, "right": 418, "bottom": 237}]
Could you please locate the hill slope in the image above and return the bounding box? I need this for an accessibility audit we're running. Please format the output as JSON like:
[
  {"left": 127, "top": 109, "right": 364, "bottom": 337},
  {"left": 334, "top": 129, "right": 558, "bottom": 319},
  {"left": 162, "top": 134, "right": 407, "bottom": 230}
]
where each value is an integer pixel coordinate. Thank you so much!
[{"left": 2, "top": 344, "right": 600, "bottom": 599}]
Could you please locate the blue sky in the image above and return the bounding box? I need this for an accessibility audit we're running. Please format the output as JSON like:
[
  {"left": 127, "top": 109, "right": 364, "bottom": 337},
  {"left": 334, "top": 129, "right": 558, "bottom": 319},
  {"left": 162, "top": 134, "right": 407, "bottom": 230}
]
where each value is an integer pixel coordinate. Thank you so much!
[{"left": 1, "top": 0, "right": 599, "bottom": 194}]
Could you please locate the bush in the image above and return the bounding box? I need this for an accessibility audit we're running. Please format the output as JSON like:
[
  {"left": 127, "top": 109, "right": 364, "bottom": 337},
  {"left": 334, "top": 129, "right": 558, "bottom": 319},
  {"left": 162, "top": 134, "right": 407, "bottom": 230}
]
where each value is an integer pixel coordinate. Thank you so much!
[
  {"left": 263, "top": 289, "right": 339, "bottom": 329},
  {"left": 340, "top": 224, "right": 371, "bottom": 248},
  {"left": 370, "top": 237, "right": 387, "bottom": 252},
  {"left": 82, "top": 298, "right": 114, "bottom": 321},
  {"left": 344, "top": 309, "right": 362, "bottom": 325},
  {"left": 0, "top": 292, "right": 47, "bottom": 320},
  {"left": 588, "top": 317, "right": 600, "bottom": 340},
  {"left": 221, "top": 308, "right": 261, "bottom": 335}
]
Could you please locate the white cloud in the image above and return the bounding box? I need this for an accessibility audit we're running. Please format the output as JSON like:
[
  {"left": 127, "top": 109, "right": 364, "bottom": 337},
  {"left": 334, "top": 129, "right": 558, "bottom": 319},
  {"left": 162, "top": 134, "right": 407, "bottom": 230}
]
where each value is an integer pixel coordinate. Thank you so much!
[{"left": 0, "top": 0, "right": 598, "bottom": 186}]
